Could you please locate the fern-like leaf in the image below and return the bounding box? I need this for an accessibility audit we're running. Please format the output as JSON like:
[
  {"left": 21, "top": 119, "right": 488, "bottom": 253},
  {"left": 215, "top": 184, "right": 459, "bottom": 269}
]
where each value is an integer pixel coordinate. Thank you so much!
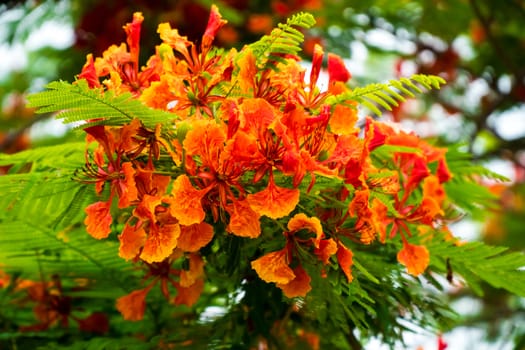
[
  {"left": 326, "top": 74, "right": 446, "bottom": 116},
  {"left": 26, "top": 79, "right": 177, "bottom": 128},
  {"left": 248, "top": 12, "right": 316, "bottom": 71},
  {"left": 443, "top": 144, "right": 509, "bottom": 218},
  {"left": 428, "top": 237, "right": 525, "bottom": 297}
]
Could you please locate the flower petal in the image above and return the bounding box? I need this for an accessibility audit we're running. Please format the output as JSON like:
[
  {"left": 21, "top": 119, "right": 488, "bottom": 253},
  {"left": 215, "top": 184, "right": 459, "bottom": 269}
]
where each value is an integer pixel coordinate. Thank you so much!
[
  {"left": 202, "top": 4, "right": 227, "bottom": 48},
  {"left": 277, "top": 265, "right": 312, "bottom": 298},
  {"left": 84, "top": 201, "right": 113, "bottom": 239},
  {"left": 314, "top": 238, "right": 338, "bottom": 264},
  {"left": 329, "top": 104, "right": 358, "bottom": 136},
  {"left": 247, "top": 178, "right": 300, "bottom": 219},
  {"left": 117, "top": 162, "right": 138, "bottom": 208},
  {"left": 167, "top": 175, "right": 207, "bottom": 225},
  {"left": 226, "top": 199, "right": 261, "bottom": 238},
  {"left": 116, "top": 286, "right": 152, "bottom": 321},
  {"left": 139, "top": 223, "right": 181, "bottom": 263},
  {"left": 287, "top": 213, "right": 324, "bottom": 247},
  {"left": 337, "top": 244, "right": 354, "bottom": 282},
  {"left": 118, "top": 223, "right": 147, "bottom": 261},
  {"left": 251, "top": 249, "right": 295, "bottom": 284},
  {"left": 397, "top": 242, "right": 430, "bottom": 276},
  {"left": 328, "top": 52, "right": 351, "bottom": 83},
  {"left": 177, "top": 222, "right": 214, "bottom": 252},
  {"left": 123, "top": 12, "right": 143, "bottom": 65}
]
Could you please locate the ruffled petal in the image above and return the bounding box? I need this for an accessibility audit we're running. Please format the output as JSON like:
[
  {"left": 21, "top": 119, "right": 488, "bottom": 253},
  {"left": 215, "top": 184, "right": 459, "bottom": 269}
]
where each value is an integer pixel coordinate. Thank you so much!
[
  {"left": 177, "top": 222, "right": 214, "bottom": 252},
  {"left": 226, "top": 199, "right": 261, "bottom": 238},
  {"left": 167, "top": 175, "right": 207, "bottom": 225},
  {"left": 118, "top": 223, "right": 147, "bottom": 260},
  {"left": 84, "top": 201, "right": 113, "bottom": 239},
  {"left": 139, "top": 223, "right": 181, "bottom": 263},
  {"left": 337, "top": 244, "right": 354, "bottom": 282},
  {"left": 247, "top": 178, "right": 300, "bottom": 219},
  {"left": 397, "top": 242, "right": 430, "bottom": 276},
  {"left": 115, "top": 286, "right": 152, "bottom": 321},
  {"left": 277, "top": 265, "right": 312, "bottom": 298},
  {"left": 251, "top": 249, "right": 295, "bottom": 284}
]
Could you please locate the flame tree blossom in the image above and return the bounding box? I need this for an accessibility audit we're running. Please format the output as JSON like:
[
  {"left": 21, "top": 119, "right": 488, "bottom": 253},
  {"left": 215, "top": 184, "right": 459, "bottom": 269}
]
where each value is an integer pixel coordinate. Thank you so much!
[{"left": 72, "top": 6, "right": 455, "bottom": 321}]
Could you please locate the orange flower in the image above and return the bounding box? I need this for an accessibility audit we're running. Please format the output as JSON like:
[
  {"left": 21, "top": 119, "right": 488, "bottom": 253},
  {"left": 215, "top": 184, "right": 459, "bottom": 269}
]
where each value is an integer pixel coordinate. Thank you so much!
[
  {"left": 226, "top": 199, "right": 261, "bottom": 238},
  {"left": 140, "top": 223, "right": 181, "bottom": 263},
  {"left": 247, "top": 176, "right": 300, "bottom": 219},
  {"left": 167, "top": 175, "right": 207, "bottom": 225},
  {"left": 183, "top": 120, "right": 226, "bottom": 169},
  {"left": 337, "top": 244, "right": 354, "bottom": 282},
  {"left": 177, "top": 222, "right": 214, "bottom": 252},
  {"left": 118, "top": 223, "right": 147, "bottom": 260},
  {"left": 277, "top": 265, "right": 312, "bottom": 298},
  {"left": 370, "top": 198, "right": 389, "bottom": 243},
  {"left": 251, "top": 249, "right": 295, "bottom": 284},
  {"left": 84, "top": 201, "right": 113, "bottom": 239},
  {"left": 116, "top": 286, "right": 152, "bottom": 321},
  {"left": 397, "top": 242, "right": 430, "bottom": 276}
]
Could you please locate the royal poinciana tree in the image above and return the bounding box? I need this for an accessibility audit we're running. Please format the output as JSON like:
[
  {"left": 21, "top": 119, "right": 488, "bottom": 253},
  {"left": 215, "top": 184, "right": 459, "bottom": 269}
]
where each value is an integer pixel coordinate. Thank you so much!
[{"left": 1, "top": 4, "right": 524, "bottom": 350}]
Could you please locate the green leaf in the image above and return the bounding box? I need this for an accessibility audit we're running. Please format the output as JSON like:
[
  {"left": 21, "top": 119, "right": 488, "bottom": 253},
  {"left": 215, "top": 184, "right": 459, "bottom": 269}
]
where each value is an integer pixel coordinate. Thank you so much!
[
  {"left": 327, "top": 74, "right": 446, "bottom": 116},
  {"left": 248, "top": 12, "right": 316, "bottom": 71},
  {"left": 26, "top": 79, "right": 177, "bottom": 129},
  {"left": 428, "top": 237, "right": 525, "bottom": 297}
]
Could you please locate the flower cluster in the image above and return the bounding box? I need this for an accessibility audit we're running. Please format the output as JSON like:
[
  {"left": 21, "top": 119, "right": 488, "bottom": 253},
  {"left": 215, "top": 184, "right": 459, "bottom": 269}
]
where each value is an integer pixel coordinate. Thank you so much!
[{"left": 77, "top": 6, "right": 453, "bottom": 320}]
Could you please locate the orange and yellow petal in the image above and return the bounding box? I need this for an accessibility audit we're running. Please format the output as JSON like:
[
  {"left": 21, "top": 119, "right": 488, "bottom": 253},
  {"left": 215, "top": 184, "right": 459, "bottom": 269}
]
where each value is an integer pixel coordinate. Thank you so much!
[
  {"left": 167, "top": 175, "right": 207, "bottom": 226},
  {"left": 251, "top": 249, "right": 295, "bottom": 284},
  {"left": 247, "top": 179, "right": 300, "bottom": 220},
  {"left": 84, "top": 201, "right": 113, "bottom": 239},
  {"left": 183, "top": 119, "right": 226, "bottom": 163},
  {"left": 239, "top": 98, "right": 276, "bottom": 134},
  {"left": 288, "top": 213, "right": 324, "bottom": 247},
  {"left": 117, "top": 162, "right": 138, "bottom": 208},
  {"left": 337, "top": 244, "right": 354, "bottom": 282},
  {"left": 177, "top": 222, "right": 214, "bottom": 252},
  {"left": 397, "top": 242, "right": 430, "bottom": 276},
  {"left": 314, "top": 238, "right": 338, "bottom": 264},
  {"left": 329, "top": 104, "right": 358, "bottom": 136},
  {"left": 118, "top": 223, "right": 147, "bottom": 260},
  {"left": 115, "top": 286, "right": 152, "bottom": 321},
  {"left": 226, "top": 199, "right": 261, "bottom": 238},
  {"left": 277, "top": 265, "right": 312, "bottom": 298},
  {"left": 139, "top": 223, "right": 181, "bottom": 263},
  {"left": 133, "top": 194, "right": 163, "bottom": 223}
]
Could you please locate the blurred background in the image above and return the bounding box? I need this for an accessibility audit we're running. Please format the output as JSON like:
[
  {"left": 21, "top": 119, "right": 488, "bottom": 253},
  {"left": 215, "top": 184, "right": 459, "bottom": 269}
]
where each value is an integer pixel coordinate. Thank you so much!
[{"left": 1, "top": 0, "right": 524, "bottom": 348}]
